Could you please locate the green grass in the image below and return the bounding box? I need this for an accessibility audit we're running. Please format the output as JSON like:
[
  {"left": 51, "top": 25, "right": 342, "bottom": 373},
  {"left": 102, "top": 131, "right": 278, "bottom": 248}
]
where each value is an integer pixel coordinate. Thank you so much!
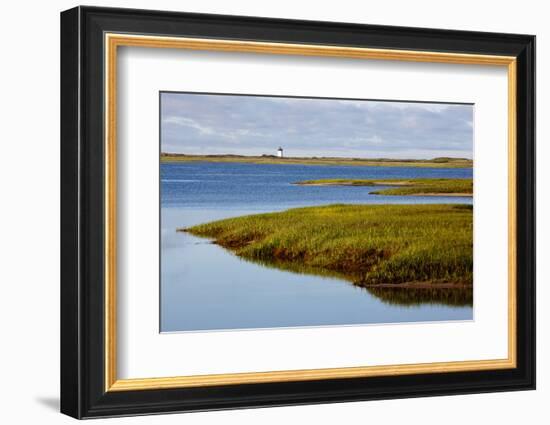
[
  {"left": 161, "top": 153, "right": 473, "bottom": 168},
  {"left": 295, "top": 178, "right": 473, "bottom": 196},
  {"left": 182, "top": 204, "right": 473, "bottom": 287}
]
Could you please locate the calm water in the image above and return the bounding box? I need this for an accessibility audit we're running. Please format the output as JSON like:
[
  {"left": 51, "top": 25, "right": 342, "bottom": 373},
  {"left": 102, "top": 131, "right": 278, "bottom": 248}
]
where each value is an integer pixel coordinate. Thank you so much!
[{"left": 161, "top": 162, "right": 473, "bottom": 332}]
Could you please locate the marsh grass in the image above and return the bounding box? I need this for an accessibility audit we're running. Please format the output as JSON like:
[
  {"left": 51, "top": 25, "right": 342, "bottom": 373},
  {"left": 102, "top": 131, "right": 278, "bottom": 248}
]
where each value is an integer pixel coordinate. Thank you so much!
[
  {"left": 296, "top": 178, "right": 473, "bottom": 196},
  {"left": 182, "top": 204, "right": 473, "bottom": 288}
]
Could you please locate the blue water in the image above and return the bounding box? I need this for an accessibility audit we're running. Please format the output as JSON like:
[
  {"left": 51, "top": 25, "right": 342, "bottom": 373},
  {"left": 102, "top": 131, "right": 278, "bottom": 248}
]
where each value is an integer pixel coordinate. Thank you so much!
[{"left": 161, "top": 162, "right": 473, "bottom": 332}]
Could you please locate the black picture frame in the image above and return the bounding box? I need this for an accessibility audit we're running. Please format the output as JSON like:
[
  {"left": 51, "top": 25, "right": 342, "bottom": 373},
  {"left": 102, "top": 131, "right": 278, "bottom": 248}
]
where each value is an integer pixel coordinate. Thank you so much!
[{"left": 61, "top": 5, "right": 535, "bottom": 419}]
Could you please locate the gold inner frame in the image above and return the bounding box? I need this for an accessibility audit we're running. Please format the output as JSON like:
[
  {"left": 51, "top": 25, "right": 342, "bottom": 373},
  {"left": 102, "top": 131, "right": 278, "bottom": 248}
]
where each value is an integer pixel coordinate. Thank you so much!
[{"left": 104, "top": 33, "right": 517, "bottom": 392}]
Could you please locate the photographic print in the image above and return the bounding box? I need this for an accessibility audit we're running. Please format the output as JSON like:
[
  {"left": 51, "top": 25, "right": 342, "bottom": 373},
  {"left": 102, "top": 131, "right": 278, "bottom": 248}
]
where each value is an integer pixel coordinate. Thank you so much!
[
  {"left": 160, "top": 92, "right": 474, "bottom": 332},
  {"left": 61, "top": 9, "right": 536, "bottom": 417}
]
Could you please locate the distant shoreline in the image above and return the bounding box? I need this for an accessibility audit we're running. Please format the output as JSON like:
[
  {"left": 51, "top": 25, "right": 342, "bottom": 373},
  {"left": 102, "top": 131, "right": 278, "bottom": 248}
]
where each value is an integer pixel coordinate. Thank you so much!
[
  {"left": 160, "top": 153, "right": 473, "bottom": 169},
  {"left": 294, "top": 178, "right": 473, "bottom": 197}
]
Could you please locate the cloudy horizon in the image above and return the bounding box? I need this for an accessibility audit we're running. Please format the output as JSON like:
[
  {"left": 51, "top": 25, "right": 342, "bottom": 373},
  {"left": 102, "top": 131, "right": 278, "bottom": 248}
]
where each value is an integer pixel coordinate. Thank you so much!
[{"left": 160, "top": 92, "right": 473, "bottom": 160}]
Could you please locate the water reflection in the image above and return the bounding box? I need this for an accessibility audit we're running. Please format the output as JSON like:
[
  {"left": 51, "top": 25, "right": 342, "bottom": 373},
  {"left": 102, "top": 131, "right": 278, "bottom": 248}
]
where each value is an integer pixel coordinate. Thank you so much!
[
  {"left": 211, "top": 244, "right": 473, "bottom": 308},
  {"left": 366, "top": 286, "right": 472, "bottom": 307}
]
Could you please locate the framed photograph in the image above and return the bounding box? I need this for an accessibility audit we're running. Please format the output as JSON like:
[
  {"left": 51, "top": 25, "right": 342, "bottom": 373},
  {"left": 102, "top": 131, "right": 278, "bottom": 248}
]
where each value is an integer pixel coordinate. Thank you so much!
[{"left": 60, "top": 6, "right": 535, "bottom": 419}]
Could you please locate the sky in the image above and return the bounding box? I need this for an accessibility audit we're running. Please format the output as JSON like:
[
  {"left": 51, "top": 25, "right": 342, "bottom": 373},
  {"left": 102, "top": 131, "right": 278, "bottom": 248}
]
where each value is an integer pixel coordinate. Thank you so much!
[{"left": 160, "top": 92, "right": 473, "bottom": 159}]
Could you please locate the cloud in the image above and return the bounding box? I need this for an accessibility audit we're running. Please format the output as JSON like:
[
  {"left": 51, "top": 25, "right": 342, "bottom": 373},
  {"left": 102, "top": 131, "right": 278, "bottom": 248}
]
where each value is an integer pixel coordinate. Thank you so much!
[
  {"left": 163, "top": 116, "right": 215, "bottom": 136},
  {"left": 161, "top": 93, "right": 473, "bottom": 159}
]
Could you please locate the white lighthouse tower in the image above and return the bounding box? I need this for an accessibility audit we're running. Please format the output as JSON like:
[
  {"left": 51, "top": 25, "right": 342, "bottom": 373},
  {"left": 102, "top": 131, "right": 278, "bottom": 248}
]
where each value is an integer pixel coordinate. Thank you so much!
[{"left": 277, "top": 147, "right": 284, "bottom": 158}]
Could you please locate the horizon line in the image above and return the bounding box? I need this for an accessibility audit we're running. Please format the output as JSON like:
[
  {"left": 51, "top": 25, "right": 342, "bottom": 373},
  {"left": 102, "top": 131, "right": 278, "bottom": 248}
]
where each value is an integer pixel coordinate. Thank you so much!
[{"left": 160, "top": 152, "right": 473, "bottom": 161}]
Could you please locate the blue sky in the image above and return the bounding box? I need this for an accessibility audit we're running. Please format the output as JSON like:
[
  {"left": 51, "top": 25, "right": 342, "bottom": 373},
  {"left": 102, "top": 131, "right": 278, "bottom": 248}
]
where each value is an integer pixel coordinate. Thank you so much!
[{"left": 161, "top": 92, "right": 473, "bottom": 159}]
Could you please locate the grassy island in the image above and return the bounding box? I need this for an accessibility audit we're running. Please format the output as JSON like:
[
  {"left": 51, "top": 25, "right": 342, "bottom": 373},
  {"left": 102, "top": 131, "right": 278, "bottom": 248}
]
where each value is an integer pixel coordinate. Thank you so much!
[
  {"left": 295, "top": 178, "right": 473, "bottom": 196},
  {"left": 161, "top": 153, "right": 473, "bottom": 169},
  {"left": 181, "top": 204, "right": 473, "bottom": 287}
]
